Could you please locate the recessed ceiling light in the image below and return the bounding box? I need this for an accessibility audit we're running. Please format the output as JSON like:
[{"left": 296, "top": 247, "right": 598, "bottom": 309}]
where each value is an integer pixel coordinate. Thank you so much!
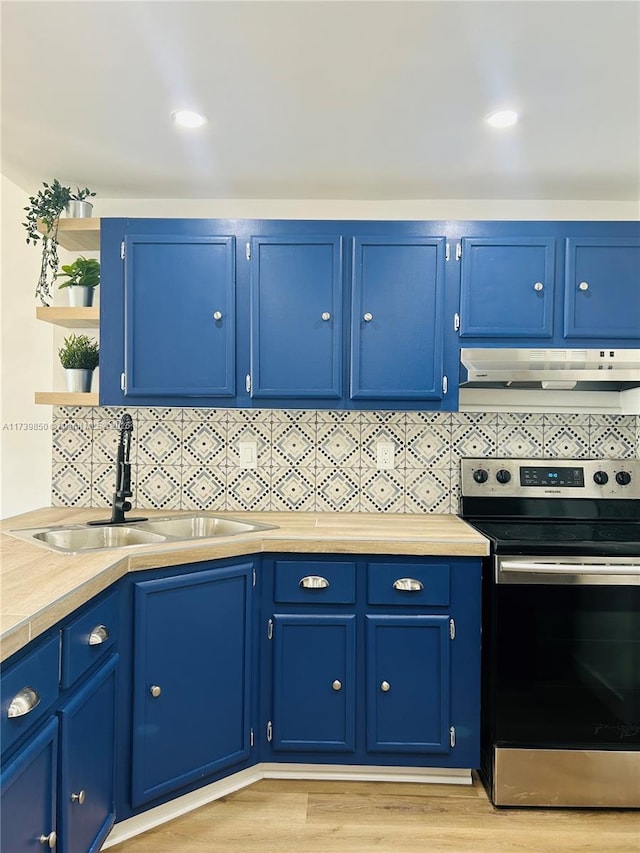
[
  {"left": 485, "top": 109, "right": 519, "bottom": 129},
  {"left": 171, "top": 110, "right": 207, "bottom": 129}
]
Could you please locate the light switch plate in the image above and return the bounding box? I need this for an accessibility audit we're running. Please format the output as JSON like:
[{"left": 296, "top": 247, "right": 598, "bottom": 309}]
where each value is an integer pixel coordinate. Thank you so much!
[{"left": 238, "top": 441, "right": 258, "bottom": 469}]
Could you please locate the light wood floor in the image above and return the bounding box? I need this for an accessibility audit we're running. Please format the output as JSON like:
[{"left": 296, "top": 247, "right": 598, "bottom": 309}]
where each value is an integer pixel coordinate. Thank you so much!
[{"left": 107, "top": 775, "right": 639, "bottom": 853}]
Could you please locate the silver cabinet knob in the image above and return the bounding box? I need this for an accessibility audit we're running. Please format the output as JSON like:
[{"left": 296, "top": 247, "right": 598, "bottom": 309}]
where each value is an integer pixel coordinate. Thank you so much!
[
  {"left": 363, "top": 312, "right": 373, "bottom": 322},
  {"left": 213, "top": 311, "right": 223, "bottom": 320},
  {"left": 71, "top": 790, "right": 86, "bottom": 804},
  {"left": 332, "top": 680, "right": 342, "bottom": 692},
  {"left": 39, "top": 832, "right": 57, "bottom": 848},
  {"left": 321, "top": 312, "right": 331, "bottom": 321},
  {"left": 380, "top": 681, "right": 391, "bottom": 693},
  {"left": 150, "top": 685, "right": 162, "bottom": 698},
  {"left": 533, "top": 281, "right": 544, "bottom": 292},
  {"left": 7, "top": 686, "right": 40, "bottom": 718},
  {"left": 578, "top": 281, "right": 589, "bottom": 291},
  {"left": 89, "top": 624, "right": 109, "bottom": 645}
]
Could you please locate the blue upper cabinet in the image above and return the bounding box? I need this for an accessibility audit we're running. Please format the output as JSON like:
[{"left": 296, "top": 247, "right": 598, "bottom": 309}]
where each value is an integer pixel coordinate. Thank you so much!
[
  {"left": 459, "top": 237, "right": 556, "bottom": 338},
  {"left": 124, "top": 234, "right": 236, "bottom": 398},
  {"left": 350, "top": 237, "right": 447, "bottom": 400},
  {"left": 248, "top": 236, "right": 343, "bottom": 399},
  {"left": 564, "top": 237, "right": 640, "bottom": 339}
]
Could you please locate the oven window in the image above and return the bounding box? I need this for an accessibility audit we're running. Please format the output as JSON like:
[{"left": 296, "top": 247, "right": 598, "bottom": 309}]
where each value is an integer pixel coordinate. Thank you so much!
[{"left": 494, "top": 584, "right": 640, "bottom": 748}]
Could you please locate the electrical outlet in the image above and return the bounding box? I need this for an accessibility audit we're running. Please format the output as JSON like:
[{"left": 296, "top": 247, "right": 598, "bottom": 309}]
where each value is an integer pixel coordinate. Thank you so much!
[
  {"left": 376, "top": 441, "right": 395, "bottom": 470},
  {"left": 238, "top": 441, "right": 257, "bottom": 469}
]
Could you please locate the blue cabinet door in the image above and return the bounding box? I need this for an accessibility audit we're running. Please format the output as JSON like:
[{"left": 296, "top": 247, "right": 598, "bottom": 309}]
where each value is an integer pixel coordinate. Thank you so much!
[
  {"left": 124, "top": 234, "right": 236, "bottom": 397},
  {"left": 58, "top": 655, "right": 118, "bottom": 853},
  {"left": 249, "top": 236, "right": 343, "bottom": 399},
  {"left": 1, "top": 717, "right": 58, "bottom": 853},
  {"left": 366, "top": 615, "right": 450, "bottom": 753},
  {"left": 459, "top": 237, "right": 556, "bottom": 338},
  {"left": 350, "top": 236, "right": 447, "bottom": 400},
  {"left": 564, "top": 237, "right": 640, "bottom": 339},
  {"left": 132, "top": 563, "right": 253, "bottom": 806},
  {"left": 272, "top": 614, "right": 356, "bottom": 752}
]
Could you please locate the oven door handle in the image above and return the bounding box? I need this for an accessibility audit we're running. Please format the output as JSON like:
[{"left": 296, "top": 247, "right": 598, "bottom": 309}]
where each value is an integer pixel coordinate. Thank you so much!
[{"left": 498, "top": 560, "right": 640, "bottom": 585}]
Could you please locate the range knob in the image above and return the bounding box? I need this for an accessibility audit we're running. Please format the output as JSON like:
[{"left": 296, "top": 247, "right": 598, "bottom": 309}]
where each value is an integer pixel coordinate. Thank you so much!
[
  {"left": 473, "top": 468, "right": 489, "bottom": 484},
  {"left": 496, "top": 469, "right": 512, "bottom": 484},
  {"left": 593, "top": 471, "right": 609, "bottom": 486},
  {"left": 615, "top": 471, "right": 632, "bottom": 486}
]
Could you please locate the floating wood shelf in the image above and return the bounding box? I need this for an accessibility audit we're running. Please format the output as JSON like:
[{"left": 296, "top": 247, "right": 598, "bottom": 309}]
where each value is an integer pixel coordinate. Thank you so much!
[
  {"left": 36, "top": 307, "right": 99, "bottom": 328},
  {"left": 37, "top": 218, "right": 100, "bottom": 251},
  {"left": 35, "top": 392, "right": 99, "bottom": 406}
]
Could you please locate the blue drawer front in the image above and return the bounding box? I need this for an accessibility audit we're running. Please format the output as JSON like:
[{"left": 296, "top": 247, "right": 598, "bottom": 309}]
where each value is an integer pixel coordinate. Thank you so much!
[
  {"left": 274, "top": 561, "right": 357, "bottom": 604},
  {"left": 1, "top": 634, "right": 60, "bottom": 754},
  {"left": 60, "top": 590, "right": 118, "bottom": 689},
  {"left": 367, "top": 562, "right": 450, "bottom": 606}
]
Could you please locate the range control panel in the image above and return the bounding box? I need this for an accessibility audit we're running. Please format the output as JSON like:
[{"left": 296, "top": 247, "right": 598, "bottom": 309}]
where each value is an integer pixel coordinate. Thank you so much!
[{"left": 461, "top": 458, "right": 640, "bottom": 499}]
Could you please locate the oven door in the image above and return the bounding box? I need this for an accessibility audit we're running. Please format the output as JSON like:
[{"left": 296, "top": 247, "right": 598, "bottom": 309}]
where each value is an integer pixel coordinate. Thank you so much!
[{"left": 487, "top": 556, "right": 640, "bottom": 806}]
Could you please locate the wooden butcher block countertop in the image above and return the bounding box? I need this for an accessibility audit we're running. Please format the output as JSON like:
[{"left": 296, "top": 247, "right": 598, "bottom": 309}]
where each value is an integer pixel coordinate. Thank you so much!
[{"left": 1, "top": 507, "right": 489, "bottom": 662}]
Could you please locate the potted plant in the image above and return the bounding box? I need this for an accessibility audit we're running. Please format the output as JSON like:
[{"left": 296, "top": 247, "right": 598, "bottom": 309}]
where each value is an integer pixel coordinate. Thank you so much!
[
  {"left": 23, "top": 180, "right": 96, "bottom": 306},
  {"left": 54, "top": 256, "right": 100, "bottom": 307},
  {"left": 58, "top": 333, "right": 99, "bottom": 393}
]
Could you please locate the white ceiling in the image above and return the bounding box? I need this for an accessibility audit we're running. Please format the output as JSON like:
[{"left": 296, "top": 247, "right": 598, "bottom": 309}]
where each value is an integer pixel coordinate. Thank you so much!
[{"left": 2, "top": 0, "right": 639, "bottom": 201}]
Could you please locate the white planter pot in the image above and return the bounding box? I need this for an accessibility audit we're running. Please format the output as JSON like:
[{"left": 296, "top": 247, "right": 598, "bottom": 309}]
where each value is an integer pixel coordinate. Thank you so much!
[
  {"left": 64, "top": 200, "right": 93, "bottom": 218},
  {"left": 65, "top": 369, "right": 94, "bottom": 393},
  {"left": 67, "top": 286, "right": 95, "bottom": 307}
]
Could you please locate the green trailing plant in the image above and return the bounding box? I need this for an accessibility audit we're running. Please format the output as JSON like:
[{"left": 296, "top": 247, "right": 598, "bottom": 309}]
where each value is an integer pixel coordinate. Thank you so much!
[
  {"left": 23, "top": 180, "right": 96, "bottom": 306},
  {"left": 55, "top": 256, "right": 100, "bottom": 289},
  {"left": 58, "top": 334, "right": 100, "bottom": 371}
]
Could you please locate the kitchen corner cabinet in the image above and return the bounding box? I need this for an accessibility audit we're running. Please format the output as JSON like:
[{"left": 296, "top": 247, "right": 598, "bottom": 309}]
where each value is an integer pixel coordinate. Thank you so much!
[
  {"left": 263, "top": 555, "right": 481, "bottom": 768},
  {"left": 131, "top": 561, "right": 253, "bottom": 807},
  {"left": 458, "top": 227, "right": 640, "bottom": 345},
  {"left": 1, "top": 588, "right": 120, "bottom": 853}
]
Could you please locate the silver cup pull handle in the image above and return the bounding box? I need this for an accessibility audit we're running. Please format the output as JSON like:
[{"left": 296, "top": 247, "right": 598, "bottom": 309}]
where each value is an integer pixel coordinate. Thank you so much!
[
  {"left": 89, "top": 624, "right": 109, "bottom": 645},
  {"left": 392, "top": 577, "right": 424, "bottom": 592},
  {"left": 299, "top": 575, "right": 330, "bottom": 589},
  {"left": 8, "top": 686, "right": 40, "bottom": 718}
]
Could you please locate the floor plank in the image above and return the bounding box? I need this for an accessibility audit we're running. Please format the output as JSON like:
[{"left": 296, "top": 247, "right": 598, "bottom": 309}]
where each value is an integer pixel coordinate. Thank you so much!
[{"left": 107, "top": 775, "right": 640, "bottom": 853}]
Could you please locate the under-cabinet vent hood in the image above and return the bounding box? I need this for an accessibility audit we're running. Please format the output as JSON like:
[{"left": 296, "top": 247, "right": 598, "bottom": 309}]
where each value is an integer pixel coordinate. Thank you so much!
[{"left": 459, "top": 348, "right": 640, "bottom": 391}]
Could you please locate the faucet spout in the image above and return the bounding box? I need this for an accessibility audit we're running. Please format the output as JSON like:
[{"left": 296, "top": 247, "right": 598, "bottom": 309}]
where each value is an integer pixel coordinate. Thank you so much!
[{"left": 88, "top": 413, "right": 147, "bottom": 526}]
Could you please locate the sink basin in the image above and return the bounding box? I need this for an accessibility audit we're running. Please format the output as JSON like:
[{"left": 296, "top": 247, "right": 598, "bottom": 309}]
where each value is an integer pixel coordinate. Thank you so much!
[
  {"left": 8, "top": 513, "right": 277, "bottom": 553},
  {"left": 135, "top": 515, "right": 272, "bottom": 538},
  {"left": 32, "top": 526, "right": 167, "bottom": 552}
]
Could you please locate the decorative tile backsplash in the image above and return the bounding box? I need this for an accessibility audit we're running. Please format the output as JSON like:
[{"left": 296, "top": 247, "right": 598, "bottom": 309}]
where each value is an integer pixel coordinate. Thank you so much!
[{"left": 51, "top": 408, "right": 640, "bottom": 514}]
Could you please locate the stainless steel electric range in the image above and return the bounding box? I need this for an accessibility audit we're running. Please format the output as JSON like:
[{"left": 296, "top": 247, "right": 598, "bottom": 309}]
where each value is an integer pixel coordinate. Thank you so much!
[{"left": 459, "top": 457, "right": 640, "bottom": 808}]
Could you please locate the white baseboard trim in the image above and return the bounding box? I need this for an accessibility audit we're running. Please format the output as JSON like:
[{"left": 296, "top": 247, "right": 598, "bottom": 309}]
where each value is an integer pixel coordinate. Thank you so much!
[{"left": 102, "top": 763, "right": 472, "bottom": 849}]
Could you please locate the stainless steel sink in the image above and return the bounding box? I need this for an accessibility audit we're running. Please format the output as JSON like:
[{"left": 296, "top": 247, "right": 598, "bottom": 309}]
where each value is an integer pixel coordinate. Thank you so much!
[
  {"left": 7, "top": 513, "right": 277, "bottom": 554},
  {"left": 135, "top": 515, "right": 272, "bottom": 538},
  {"left": 32, "top": 526, "right": 167, "bottom": 552}
]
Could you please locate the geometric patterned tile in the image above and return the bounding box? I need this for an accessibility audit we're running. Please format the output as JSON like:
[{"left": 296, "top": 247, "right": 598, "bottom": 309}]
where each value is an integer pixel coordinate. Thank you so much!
[
  {"left": 181, "top": 467, "right": 227, "bottom": 511},
  {"left": 405, "top": 468, "right": 452, "bottom": 514},
  {"left": 315, "top": 467, "right": 360, "bottom": 512},
  {"left": 90, "top": 463, "right": 119, "bottom": 511},
  {"left": 359, "top": 469, "right": 405, "bottom": 513},
  {"left": 316, "top": 422, "right": 361, "bottom": 468},
  {"left": 226, "top": 469, "right": 270, "bottom": 511},
  {"left": 137, "top": 420, "right": 183, "bottom": 465},
  {"left": 135, "top": 465, "right": 182, "bottom": 509},
  {"left": 270, "top": 467, "right": 316, "bottom": 511},
  {"left": 589, "top": 422, "right": 636, "bottom": 458},
  {"left": 405, "top": 424, "right": 451, "bottom": 468},
  {"left": 451, "top": 420, "right": 497, "bottom": 461},
  {"left": 51, "top": 462, "right": 92, "bottom": 506},
  {"left": 542, "top": 425, "right": 590, "bottom": 458},
  {"left": 52, "top": 417, "right": 93, "bottom": 465},
  {"left": 271, "top": 422, "right": 316, "bottom": 467},
  {"left": 182, "top": 421, "right": 227, "bottom": 466},
  {"left": 226, "top": 420, "right": 271, "bottom": 467},
  {"left": 496, "top": 413, "right": 544, "bottom": 458},
  {"left": 360, "top": 423, "right": 405, "bottom": 470}
]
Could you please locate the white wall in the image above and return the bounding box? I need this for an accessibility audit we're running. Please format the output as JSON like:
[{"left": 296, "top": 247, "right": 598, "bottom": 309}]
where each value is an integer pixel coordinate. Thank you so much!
[
  {"left": 1, "top": 177, "right": 638, "bottom": 518},
  {"left": 1, "top": 175, "right": 53, "bottom": 518}
]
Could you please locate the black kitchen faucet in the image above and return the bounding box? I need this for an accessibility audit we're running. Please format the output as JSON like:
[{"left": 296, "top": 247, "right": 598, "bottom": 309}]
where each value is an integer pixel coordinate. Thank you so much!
[{"left": 88, "top": 413, "right": 147, "bottom": 526}]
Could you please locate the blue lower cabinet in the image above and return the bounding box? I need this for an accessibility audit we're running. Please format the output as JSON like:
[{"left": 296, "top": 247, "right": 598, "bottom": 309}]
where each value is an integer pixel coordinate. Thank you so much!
[
  {"left": 366, "top": 615, "right": 450, "bottom": 753},
  {"left": 1, "top": 717, "right": 58, "bottom": 852},
  {"left": 58, "top": 655, "right": 118, "bottom": 853},
  {"left": 271, "top": 614, "right": 356, "bottom": 752},
  {"left": 131, "top": 563, "right": 253, "bottom": 806}
]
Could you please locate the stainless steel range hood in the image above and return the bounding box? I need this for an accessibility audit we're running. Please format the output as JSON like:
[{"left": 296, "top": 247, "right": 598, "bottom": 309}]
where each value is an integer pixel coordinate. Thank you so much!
[{"left": 460, "top": 348, "right": 640, "bottom": 391}]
